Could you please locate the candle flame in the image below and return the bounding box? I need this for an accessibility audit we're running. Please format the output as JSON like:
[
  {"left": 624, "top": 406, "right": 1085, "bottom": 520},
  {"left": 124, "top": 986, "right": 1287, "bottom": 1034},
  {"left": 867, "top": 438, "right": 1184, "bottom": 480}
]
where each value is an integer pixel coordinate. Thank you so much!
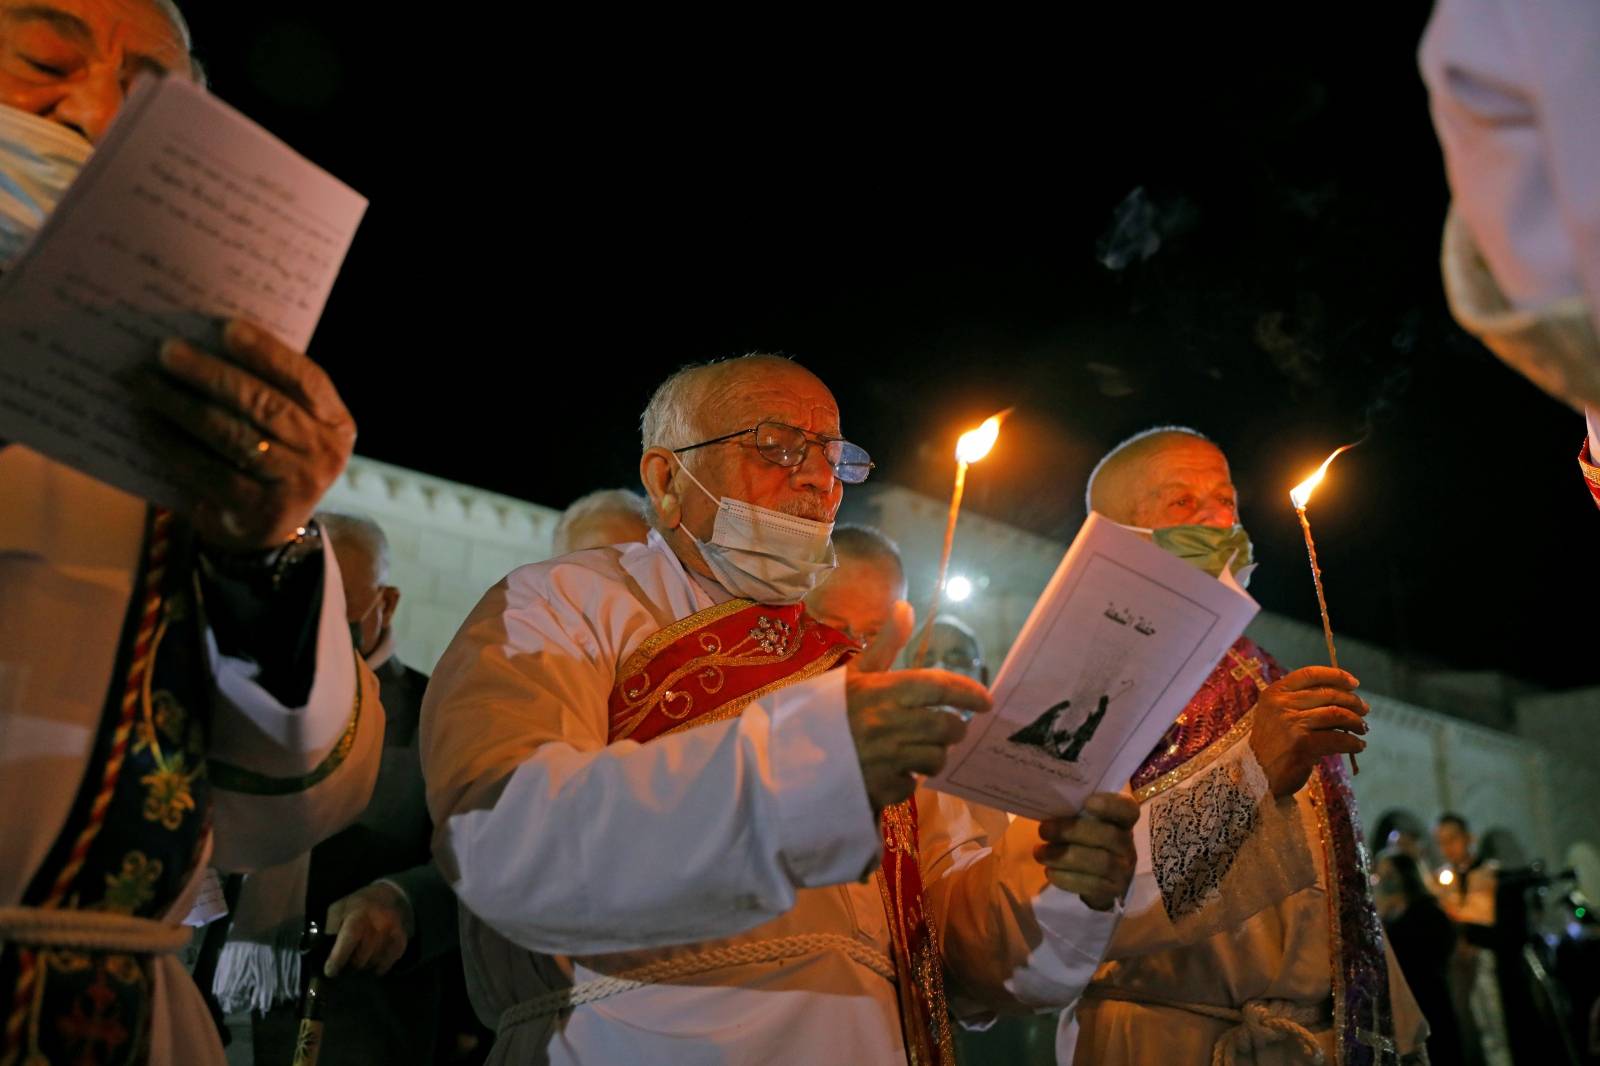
[
  {"left": 955, "top": 410, "right": 1008, "bottom": 464},
  {"left": 1290, "top": 442, "right": 1360, "bottom": 509}
]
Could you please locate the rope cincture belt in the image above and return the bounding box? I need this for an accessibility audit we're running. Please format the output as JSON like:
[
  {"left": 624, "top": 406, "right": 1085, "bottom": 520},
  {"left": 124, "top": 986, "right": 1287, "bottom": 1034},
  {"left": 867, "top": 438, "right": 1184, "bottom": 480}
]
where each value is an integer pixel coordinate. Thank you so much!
[
  {"left": 0, "top": 906, "right": 191, "bottom": 955},
  {"left": 1084, "top": 984, "right": 1330, "bottom": 1066},
  {"left": 497, "top": 933, "right": 897, "bottom": 1035}
]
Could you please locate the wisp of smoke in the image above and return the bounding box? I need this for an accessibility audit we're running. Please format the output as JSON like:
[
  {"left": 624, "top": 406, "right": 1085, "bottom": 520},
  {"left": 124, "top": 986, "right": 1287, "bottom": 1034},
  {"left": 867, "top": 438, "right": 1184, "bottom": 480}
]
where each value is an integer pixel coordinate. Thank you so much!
[{"left": 1097, "top": 187, "right": 1161, "bottom": 271}]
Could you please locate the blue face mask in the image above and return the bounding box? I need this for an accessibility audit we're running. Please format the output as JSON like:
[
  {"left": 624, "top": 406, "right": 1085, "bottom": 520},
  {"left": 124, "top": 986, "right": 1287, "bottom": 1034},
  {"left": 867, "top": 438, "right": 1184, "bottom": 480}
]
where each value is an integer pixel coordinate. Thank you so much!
[
  {"left": 0, "top": 104, "right": 91, "bottom": 270},
  {"left": 1119, "top": 522, "right": 1256, "bottom": 586}
]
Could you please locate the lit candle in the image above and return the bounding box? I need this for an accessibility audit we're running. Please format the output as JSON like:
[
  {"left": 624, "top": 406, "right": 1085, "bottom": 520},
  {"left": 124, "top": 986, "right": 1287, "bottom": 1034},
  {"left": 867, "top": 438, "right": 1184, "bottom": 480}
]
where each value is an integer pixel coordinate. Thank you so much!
[
  {"left": 911, "top": 412, "right": 1004, "bottom": 669},
  {"left": 1289, "top": 443, "right": 1360, "bottom": 773}
]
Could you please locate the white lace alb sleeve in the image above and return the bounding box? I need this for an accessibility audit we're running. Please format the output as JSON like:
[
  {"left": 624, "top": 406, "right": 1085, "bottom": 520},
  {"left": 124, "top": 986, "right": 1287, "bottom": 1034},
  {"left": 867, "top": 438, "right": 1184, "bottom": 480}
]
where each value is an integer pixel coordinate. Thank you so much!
[{"left": 1109, "top": 717, "right": 1315, "bottom": 956}]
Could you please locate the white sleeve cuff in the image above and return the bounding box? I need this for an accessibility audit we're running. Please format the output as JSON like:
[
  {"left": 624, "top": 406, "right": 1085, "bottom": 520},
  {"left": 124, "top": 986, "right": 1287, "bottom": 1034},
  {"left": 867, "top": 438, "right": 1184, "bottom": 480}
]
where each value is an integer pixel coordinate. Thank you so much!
[
  {"left": 206, "top": 545, "right": 359, "bottom": 777},
  {"left": 373, "top": 877, "right": 413, "bottom": 908},
  {"left": 764, "top": 668, "right": 880, "bottom": 887},
  {"left": 1006, "top": 887, "right": 1121, "bottom": 1006}
]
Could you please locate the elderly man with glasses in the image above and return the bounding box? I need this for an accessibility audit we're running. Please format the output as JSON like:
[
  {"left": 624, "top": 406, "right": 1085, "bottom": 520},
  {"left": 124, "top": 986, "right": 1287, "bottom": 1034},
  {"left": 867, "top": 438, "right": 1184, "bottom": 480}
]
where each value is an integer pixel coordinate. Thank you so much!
[{"left": 420, "top": 354, "right": 1142, "bottom": 1065}]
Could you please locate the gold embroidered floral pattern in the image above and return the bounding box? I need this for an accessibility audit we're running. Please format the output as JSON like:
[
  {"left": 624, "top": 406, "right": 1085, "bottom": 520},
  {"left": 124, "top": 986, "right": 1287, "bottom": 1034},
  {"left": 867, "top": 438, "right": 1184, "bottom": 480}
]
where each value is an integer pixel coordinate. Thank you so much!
[
  {"left": 612, "top": 610, "right": 822, "bottom": 740},
  {"left": 102, "top": 955, "right": 142, "bottom": 986},
  {"left": 748, "top": 615, "right": 794, "bottom": 655},
  {"left": 100, "top": 852, "right": 164, "bottom": 914},
  {"left": 131, "top": 691, "right": 183, "bottom": 757},
  {"left": 162, "top": 591, "right": 189, "bottom": 624},
  {"left": 914, "top": 911, "right": 955, "bottom": 1061},
  {"left": 1149, "top": 761, "right": 1257, "bottom": 921},
  {"left": 881, "top": 801, "right": 917, "bottom": 855},
  {"left": 41, "top": 950, "right": 94, "bottom": 975},
  {"left": 139, "top": 762, "right": 196, "bottom": 831},
  {"left": 873, "top": 800, "right": 956, "bottom": 1065}
]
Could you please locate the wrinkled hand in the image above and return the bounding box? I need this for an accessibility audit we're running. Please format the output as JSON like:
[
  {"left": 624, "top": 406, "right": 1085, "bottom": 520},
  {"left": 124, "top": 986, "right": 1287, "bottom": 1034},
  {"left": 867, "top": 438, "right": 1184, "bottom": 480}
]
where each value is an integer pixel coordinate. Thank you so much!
[
  {"left": 846, "top": 599, "right": 990, "bottom": 815},
  {"left": 324, "top": 881, "right": 413, "bottom": 978},
  {"left": 1249, "top": 666, "right": 1369, "bottom": 798},
  {"left": 1036, "top": 793, "right": 1139, "bottom": 911},
  {"left": 138, "top": 319, "right": 356, "bottom": 551}
]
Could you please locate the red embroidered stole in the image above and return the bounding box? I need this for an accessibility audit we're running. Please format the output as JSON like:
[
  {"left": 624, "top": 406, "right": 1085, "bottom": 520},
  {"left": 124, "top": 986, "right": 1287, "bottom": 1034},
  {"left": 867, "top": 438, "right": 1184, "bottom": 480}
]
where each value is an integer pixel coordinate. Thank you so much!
[
  {"left": 1580, "top": 438, "right": 1600, "bottom": 510},
  {"left": 876, "top": 798, "right": 957, "bottom": 1066},
  {"left": 606, "top": 598, "right": 956, "bottom": 1065},
  {"left": 609, "top": 599, "right": 854, "bottom": 742}
]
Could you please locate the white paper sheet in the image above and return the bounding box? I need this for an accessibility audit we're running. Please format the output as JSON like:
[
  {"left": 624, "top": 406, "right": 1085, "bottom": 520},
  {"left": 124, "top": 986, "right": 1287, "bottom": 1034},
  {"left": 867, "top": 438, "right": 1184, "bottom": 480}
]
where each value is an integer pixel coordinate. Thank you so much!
[
  {"left": 926, "top": 513, "right": 1260, "bottom": 820},
  {"left": 0, "top": 75, "right": 367, "bottom": 507},
  {"left": 183, "top": 867, "right": 229, "bottom": 928}
]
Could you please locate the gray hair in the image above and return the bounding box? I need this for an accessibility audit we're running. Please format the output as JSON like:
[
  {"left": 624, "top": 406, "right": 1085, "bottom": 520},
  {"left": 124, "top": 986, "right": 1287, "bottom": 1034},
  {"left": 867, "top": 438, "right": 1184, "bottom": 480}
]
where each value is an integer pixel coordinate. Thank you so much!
[
  {"left": 315, "top": 511, "right": 390, "bottom": 582},
  {"left": 832, "top": 524, "right": 906, "bottom": 589},
  {"left": 552, "top": 489, "right": 650, "bottom": 553},
  {"left": 638, "top": 352, "right": 798, "bottom": 452},
  {"left": 141, "top": 1, "right": 206, "bottom": 83},
  {"left": 156, "top": 0, "right": 193, "bottom": 49},
  {"left": 640, "top": 364, "right": 707, "bottom": 452},
  {"left": 932, "top": 613, "right": 981, "bottom": 643},
  {"left": 1084, "top": 424, "right": 1212, "bottom": 516}
]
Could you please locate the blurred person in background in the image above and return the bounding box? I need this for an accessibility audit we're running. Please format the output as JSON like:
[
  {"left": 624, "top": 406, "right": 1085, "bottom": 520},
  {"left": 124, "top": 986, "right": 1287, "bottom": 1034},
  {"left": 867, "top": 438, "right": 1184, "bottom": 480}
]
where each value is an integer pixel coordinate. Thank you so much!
[{"left": 1376, "top": 849, "right": 1464, "bottom": 1065}]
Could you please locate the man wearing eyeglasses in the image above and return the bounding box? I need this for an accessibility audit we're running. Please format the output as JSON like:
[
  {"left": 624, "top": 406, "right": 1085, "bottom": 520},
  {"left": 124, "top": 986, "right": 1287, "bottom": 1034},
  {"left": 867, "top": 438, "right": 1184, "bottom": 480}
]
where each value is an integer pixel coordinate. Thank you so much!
[{"left": 420, "top": 354, "right": 1141, "bottom": 1065}]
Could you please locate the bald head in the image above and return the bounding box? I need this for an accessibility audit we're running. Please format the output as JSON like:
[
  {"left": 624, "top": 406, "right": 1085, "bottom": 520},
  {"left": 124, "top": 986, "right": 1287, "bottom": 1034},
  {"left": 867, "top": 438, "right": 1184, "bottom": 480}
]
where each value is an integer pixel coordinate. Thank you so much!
[
  {"left": 317, "top": 511, "right": 402, "bottom": 657},
  {"left": 317, "top": 511, "right": 389, "bottom": 588},
  {"left": 804, "top": 524, "right": 906, "bottom": 647},
  {"left": 552, "top": 488, "right": 650, "bottom": 555},
  {"left": 1086, "top": 427, "right": 1239, "bottom": 530}
]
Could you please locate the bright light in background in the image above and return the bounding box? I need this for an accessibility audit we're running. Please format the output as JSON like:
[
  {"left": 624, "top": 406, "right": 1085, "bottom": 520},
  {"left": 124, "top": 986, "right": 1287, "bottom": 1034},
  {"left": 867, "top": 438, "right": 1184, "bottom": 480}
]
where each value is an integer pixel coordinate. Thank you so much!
[
  {"left": 1438, "top": 868, "right": 1455, "bottom": 887},
  {"left": 945, "top": 575, "right": 973, "bottom": 602}
]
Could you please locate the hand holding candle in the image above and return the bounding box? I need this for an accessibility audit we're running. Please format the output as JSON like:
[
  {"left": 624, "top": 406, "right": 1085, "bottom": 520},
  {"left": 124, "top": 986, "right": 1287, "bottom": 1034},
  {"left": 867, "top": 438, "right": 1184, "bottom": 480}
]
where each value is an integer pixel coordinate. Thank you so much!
[{"left": 1289, "top": 443, "right": 1362, "bottom": 773}]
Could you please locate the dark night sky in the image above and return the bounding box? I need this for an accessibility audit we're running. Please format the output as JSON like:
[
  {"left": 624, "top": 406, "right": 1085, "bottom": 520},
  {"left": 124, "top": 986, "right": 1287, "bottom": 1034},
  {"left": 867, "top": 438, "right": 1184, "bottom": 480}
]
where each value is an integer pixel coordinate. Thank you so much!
[{"left": 181, "top": 7, "right": 1600, "bottom": 689}]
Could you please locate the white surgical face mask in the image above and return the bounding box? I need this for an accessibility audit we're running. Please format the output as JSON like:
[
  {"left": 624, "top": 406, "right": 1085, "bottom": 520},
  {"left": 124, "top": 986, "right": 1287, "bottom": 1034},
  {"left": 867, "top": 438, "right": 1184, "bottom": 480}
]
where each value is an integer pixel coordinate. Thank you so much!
[
  {"left": 673, "top": 456, "right": 836, "bottom": 604},
  {"left": 0, "top": 104, "right": 92, "bottom": 270}
]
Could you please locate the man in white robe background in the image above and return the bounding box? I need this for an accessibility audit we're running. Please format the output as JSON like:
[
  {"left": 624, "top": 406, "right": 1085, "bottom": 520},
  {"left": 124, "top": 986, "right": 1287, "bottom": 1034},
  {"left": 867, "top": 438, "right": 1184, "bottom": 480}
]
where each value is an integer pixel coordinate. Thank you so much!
[
  {"left": 420, "top": 354, "right": 1149, "bottom": 1065},
  {"left": 0, "top": 3, "right": 382, "bottom": 1062}
]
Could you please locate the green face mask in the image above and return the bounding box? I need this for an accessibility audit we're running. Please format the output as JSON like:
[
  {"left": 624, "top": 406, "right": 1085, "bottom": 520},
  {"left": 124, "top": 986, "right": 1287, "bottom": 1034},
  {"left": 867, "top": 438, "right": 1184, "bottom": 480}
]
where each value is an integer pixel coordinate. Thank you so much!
[{"left": 1121, "top": 522, "right": 1255, "bottom": 583}]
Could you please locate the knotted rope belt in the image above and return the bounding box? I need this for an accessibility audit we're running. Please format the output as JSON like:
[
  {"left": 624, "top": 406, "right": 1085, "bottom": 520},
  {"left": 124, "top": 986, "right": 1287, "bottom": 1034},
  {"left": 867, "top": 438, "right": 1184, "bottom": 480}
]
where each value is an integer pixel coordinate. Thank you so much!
[
  {"left": 497, "top": 933, "right": 896, "bottom": 1036},
  {"left": 0, "top": 906, "right": 190, "bottom": 955},
  {"left": 1084, "top": 983, "right": 1329, "bottom": 1066}
]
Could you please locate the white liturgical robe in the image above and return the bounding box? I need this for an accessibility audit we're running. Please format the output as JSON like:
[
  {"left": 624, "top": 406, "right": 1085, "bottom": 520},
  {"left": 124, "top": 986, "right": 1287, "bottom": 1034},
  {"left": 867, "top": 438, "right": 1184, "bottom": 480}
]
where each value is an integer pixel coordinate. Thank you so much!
[
  {"left": 423, "top": 530, "right": 1156, "bottom": 1065},
  {"left": 1059, "top": 731, "right": 1429, "bottom": 1065},
  {"left": 0, "top": 445, "right": 383, "bottom": 1066}
]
